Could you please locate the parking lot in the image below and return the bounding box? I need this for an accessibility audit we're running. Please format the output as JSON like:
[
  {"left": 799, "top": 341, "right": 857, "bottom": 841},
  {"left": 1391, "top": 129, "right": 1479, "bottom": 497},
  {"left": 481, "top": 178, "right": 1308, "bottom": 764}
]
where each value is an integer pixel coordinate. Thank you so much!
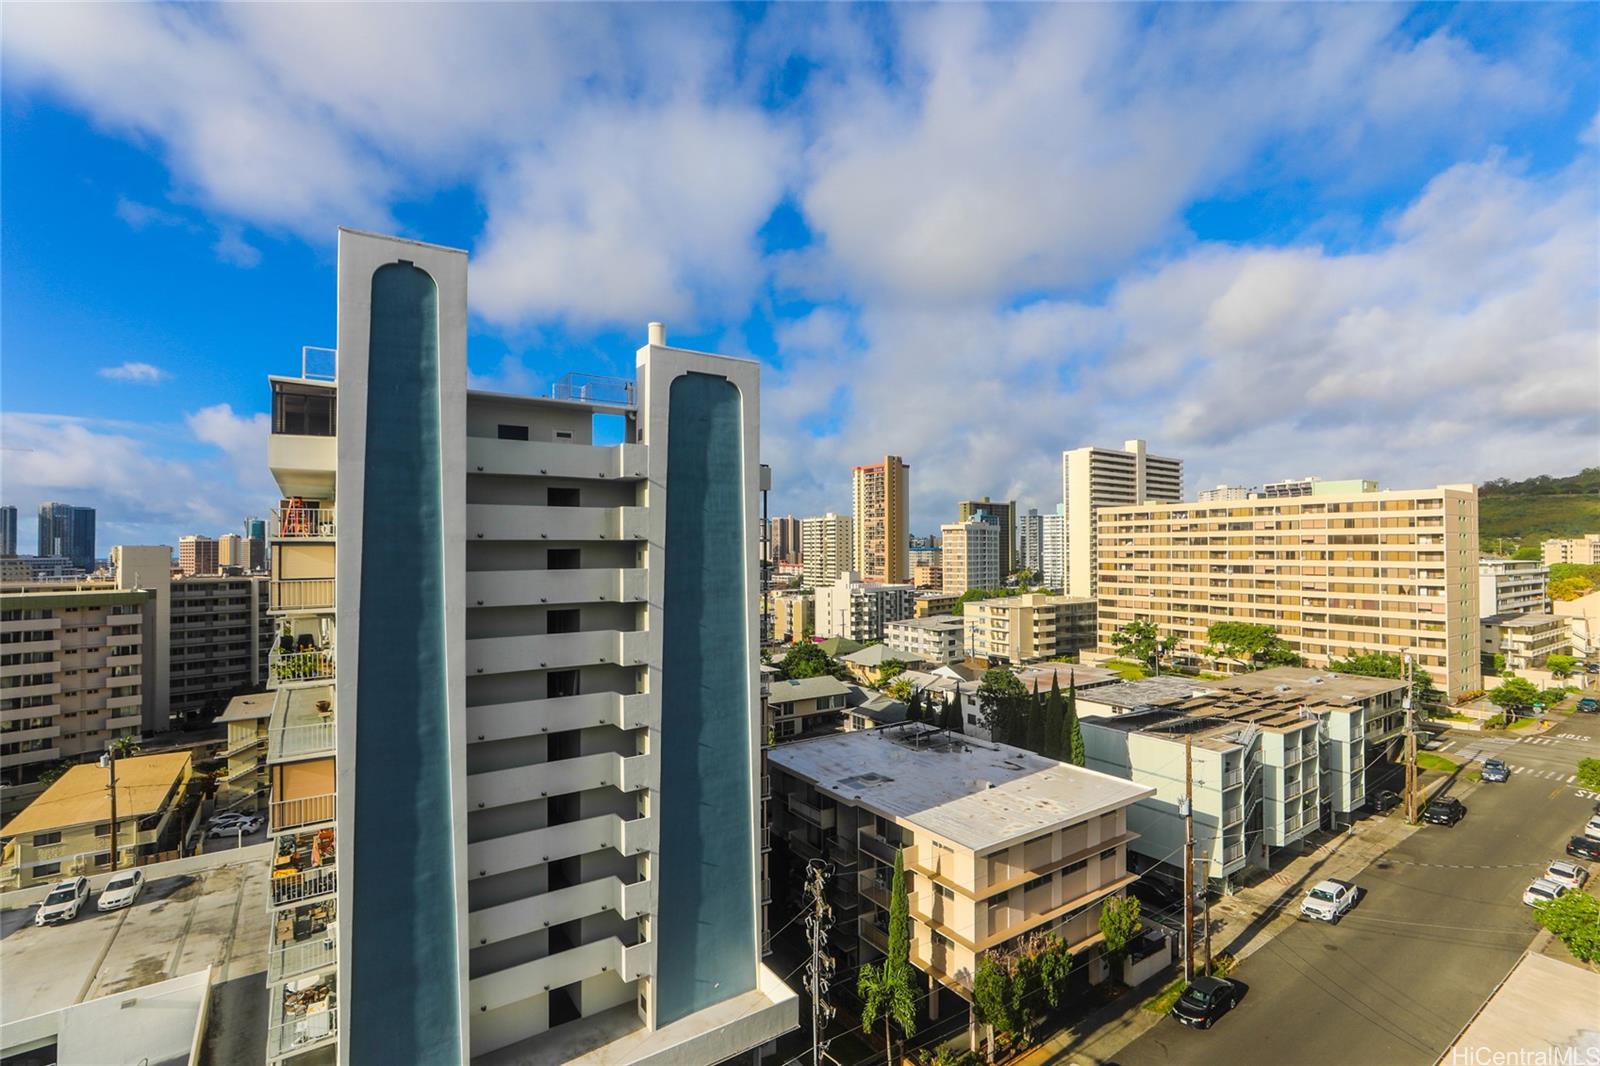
[{"left": 1, "top": 846, "right": 270, "bottom": 1026}]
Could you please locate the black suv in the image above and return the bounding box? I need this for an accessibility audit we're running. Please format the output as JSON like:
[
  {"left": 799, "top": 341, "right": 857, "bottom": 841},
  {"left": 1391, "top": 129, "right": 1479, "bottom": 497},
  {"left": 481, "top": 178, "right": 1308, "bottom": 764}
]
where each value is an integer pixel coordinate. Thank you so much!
[
  {"left": 1171, "top": 975, "right": 1240, "bottom": 1029},
  {"left": 1567, "top": 835, "right": 1600, "bottom": 862},
  {"left": 1367, "top": 789, "right": 1400, "bottom": 814},
  {"left": 1423, "top": 797, "right": 1466, "bottom": 826}
]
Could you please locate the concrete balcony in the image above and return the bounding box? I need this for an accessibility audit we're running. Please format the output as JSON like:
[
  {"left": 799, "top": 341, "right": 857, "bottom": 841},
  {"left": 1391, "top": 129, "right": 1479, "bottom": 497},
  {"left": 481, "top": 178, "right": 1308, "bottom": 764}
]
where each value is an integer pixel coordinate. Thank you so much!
[
  {"left": 267, "top": 433, "right": 336, "bottom": 500},
  {"left": 1, "top": 745, "right": 59, "bottom": 767},
  {"left": 271, "top": 507, "right": 336, "bottom": 540},
  {"left": 467, "top": 504, "right": 647, "bottom": 544},
  {"left": 469, "top": 875, "right": 651, "bottom": 947},
  {"left": 2, "top": 638, "right": 61, "bottom": 656},
  {"left": 859, "top": 828, "right": 899, "bottom": 865},
  {"left": 104, "top": 653, "right": 142, "bottom": 670},
  {"left": 104, "top": 675, "right": 143, "bottom": 693},
  {"left": 467, "top": 752, "right": 656, "bottom": 810},
  {"left": 271, "top": 793, "right": 336, "bottom": 833},
  {"left": 470, "top": 937, "right": 652, "bottom": 1014},
  {"left": 467, "top": 629, "right": 648, "bottom": 676},
  {"left": 104, "top": 693, "right": 143, "bottom": 710},
  {"left": 787, "top": 794, "right": 836, "bottom": 830},
  {"left": 0, "top": 724, "right": 61, "bottom": 745},
  {"left": 467, "top": 438, "right": 647, "bottom": 482},
  {"left": 0, "top": 681, "right": 62, "bottom": 701},
  {"left": 468, "top": 814, "right": 655, "bottom": 881},
  {"left": 268, "top": 648, "right": 335, "bottom": 687},
  {"left": 271, "top": 865, "right": 337, "bottom": 907},
  {"left": 1, "top": 702, "right": 59, "bottom": 725},
  {"left": 786, "top": 828, "right": 821, "bottom": 862},
  {"left": 467, "top": 691, "right": 650, "bottom": 743},
  {"left": 270, "top": 579, "right": 335, "bottom": 613},
  {"left": 267, "top": 935, "right": 337, "bottom": 983},
  {"left": 268, "top": 685, "right": 335, "bottom": 762},
  {"left": 268, "top": 1002, "right": 337, "bottom": 1060},
  {"left": 1, "top": 617, "right": 61, "bottom": 634},
  {"left": 465, "top": 568, "right": 647, "bottom": 609},
  {"left": 0, "top": 660, "right": 60, "bottom": 680}
]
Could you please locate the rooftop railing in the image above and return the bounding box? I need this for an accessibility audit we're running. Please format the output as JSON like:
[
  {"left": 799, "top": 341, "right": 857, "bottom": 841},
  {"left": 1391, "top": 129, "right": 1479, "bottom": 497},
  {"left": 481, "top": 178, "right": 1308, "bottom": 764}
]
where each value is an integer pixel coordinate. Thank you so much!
[
  {"left": 549, "top": 372, "right": 636, "bottom": 408},
  {"left": 269, "top": 648, "right": 335, "bottom": 686}
]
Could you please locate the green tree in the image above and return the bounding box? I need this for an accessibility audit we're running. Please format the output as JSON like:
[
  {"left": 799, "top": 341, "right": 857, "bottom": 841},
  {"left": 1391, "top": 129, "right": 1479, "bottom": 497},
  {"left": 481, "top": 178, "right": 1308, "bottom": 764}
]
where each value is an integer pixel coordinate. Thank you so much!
[
  {"left": 905, "top": 688, "right": 924, "bottom": 723},
  {"left": 1532, "top": 890, "right": 1600, "bottom": 962},
  {"left": 779, "top": 642, "right": 849, "bottom": 681},
  {"left": 859, "top": 849, "right": 917, "bottom": 1065},
  {"left": 1205, "top": 622, "right": 1304, "bottom": 670},
  {"left": 37, "top": 760, "right": 74, "bottom": 788},
  {"left": 1488, "top": 676, "right": 1541, "bottom": 712},
  {"left": 1063, "top": 675, "right": 1086, "bottom": 767},
  {"left": 877, "top": 659, "right": 909, "bottom": 688},
  {"left": 978, "top": 668, "right": 1027, "bottom": 743},
  {"left": 1098, "top": 895, "right": 1142, "bottom": 981},
  {"left": 941, "top": 692, "right": 963, "bottom": 733},
  {"left": 1325, "top": 651, "right": 1439, "bottom": 712},
  {"left": 1546, "top": 654, "right": 1577, "bottom": 678},
  {"left": 1511, "top": 544, "right": 1542, "bottom": 561},
  {"left": 110, "top": 735, "right": 142, "bottom": 759},
  {"left": 1110, "top": 620, "right": 1178, "bottom": 673},
  {"left": 1492, "top": 652, "right": 1507, "bottom": 674},
  {"left": 973, "top": 955, "right": 1018, "bottom": 1053},
  {"left": 1041, "top": 676, "right": 1065, "bottom": 760},
  {"left": 1024, "top": 681, "right": 1046, "bottom": 754},
  {"left": 1577, "top": 758, "right": 1600, "bottom": 791},
  {"left": 1551, "top": 575, "right": 1598, "bottom": 601}
]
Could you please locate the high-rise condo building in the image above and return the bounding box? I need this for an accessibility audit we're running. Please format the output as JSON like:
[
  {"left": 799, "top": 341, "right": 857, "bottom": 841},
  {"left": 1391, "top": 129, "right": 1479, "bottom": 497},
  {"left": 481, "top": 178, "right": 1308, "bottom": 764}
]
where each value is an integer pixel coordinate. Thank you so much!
[
  {"left": 812, "top": 571, "right": 917, "bottom": 643},
  {"left": 178, "top": 535, "right": 219, "bottom": 576},
  {"left": 244, "top": 517, "right": 269, "bottom": 571},
  {"left": 1041, "top": 506, "right": 1064, "bottom": 590},
  {"left": 259, "top": 229, "right": 794, "bottom": 1066},
  {"left": 218, "top": 533, "right": 245, "bottom": 569},
  {"left": 1061, "top": 440, "right": 1181, "bottom": 599},
  {"left": 852, "top": 456, "right": 910, "bottom": 584},
  {"left": 0, "top": 506, "right": 17, "bottom": 556},
  {"left": 767, "top": 515, "right": 800, "bottom": 564},
  {"left": 1017, "top": 508, "right": 1044, "bottom": 576},
  {"left": 957, "top": 497, "right": 1016, "bottom": 573},
  {"left": 36, "top": 503, "right": 96, "bottom": 573},
  {"left": 800, "top": 512, "right": 853, "bottom": 589},
  {"left": 1094, "top": 484, "right": 1482, "bottom": 699},
  {"left": 940, "top": 517, "right": 1001, "bottom": 595}
]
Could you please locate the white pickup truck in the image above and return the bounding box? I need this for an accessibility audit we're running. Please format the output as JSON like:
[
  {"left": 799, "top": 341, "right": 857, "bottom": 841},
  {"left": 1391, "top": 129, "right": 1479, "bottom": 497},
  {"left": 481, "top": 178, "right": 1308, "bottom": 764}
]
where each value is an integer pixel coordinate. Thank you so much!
[{"left": 1299, "top": 879, "right": 1357, "bottom": 923}]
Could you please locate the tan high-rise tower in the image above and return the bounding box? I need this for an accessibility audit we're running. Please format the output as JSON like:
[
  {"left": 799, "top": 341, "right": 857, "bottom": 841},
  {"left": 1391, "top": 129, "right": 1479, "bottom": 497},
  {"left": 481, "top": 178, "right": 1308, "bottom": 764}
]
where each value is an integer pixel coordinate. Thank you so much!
[{"left": 852, "top": 455, "right": 910, "bottom": 583}]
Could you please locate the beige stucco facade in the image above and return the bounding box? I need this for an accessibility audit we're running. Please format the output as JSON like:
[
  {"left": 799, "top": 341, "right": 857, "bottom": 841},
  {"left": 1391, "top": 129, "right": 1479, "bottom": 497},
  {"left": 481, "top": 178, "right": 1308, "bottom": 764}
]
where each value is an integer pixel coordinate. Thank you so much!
[
  {"left": 963, "top": 594, "right": 1095, "bottom": 664},
  {"left": 853, "top": 457, "right": 910, "bottom": 584}
]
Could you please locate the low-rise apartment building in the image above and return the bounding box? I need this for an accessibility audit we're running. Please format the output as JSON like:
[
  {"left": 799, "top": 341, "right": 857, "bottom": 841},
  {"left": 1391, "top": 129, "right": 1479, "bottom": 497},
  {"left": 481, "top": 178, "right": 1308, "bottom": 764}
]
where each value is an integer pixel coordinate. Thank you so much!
[
  {"left": 1479, "top": 558, "right": 1550, "bottom": 618},
  {"left": 885, "top": 616, "right": 965, "bottom": 666},
  {"left": 216, "top": 691, "right": 272, "bottom": 814},
  {"left": 1077, "top": 668, "right": 1405, "bottom": 888},
  {"left": 0, "top": 751, "right": 195, "bottom": 888},
  {"left": 813, "top": 571, "right": 917, "bottom": 642},
  {"left": 768, "top": 724, "right": 1154, "bottom": 1029},
  {"left": 1543, "top": 534, "right": 1600, "bottom": 566},
  {"left": 770, "top": 589, "right": 814, "bottom": 645},
  {"left": 914, "top": 592, "right": 958, "bottom": 618},
  {"left": 963, "top": 594, "right": 1095, "bottom": 664},
  {"left": 1482, "top": 612, "right": 1570, "bottom": 670},
  {"left": 767, "top": 676, "right": 852, "bottom": 741},
  {"left": 1095, "top": 484, "right": 1482, "bottom": 700}
]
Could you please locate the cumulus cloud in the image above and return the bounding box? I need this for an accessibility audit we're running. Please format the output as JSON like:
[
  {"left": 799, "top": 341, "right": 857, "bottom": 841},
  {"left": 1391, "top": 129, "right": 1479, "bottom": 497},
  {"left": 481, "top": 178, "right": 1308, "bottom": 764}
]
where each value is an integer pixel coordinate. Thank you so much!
[{"left": 98, "top": 362, "right": 168, "bottom": 383}]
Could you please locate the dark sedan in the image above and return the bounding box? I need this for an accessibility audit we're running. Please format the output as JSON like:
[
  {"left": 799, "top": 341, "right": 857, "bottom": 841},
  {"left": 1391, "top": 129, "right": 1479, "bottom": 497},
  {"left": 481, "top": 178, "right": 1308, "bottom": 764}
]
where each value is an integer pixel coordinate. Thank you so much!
[
  {"left": 1423, "top": 797, "right": 1466, "bottom": 826},
  {"left": 1366, "top": 789, "right": 1400, "bottom": 814},
  {"left": 1567, "top": 835, "right": 1600, "bottom": 862},
  {"left": 1171, "top": 975, "right": 1240, "bottom": 1030}
]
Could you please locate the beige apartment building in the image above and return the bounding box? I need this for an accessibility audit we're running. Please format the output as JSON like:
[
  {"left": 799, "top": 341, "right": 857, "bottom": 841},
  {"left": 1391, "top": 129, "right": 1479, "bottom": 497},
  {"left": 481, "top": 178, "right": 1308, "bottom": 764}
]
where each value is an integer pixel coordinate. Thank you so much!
[
  {"left": 1095, "top": 485, "right": 1482, "bottom": 700},
  {"left": 1481, "top": 612, "right": 1570, "bottom": 671},
  {"left": 941, "top": 518, "right": 1001, "bottom": 596},
  {"left": 218, "top": 532, "right": 245, "bottom": 568},
  {"left": 1543, "top": 534, "right": 1600, "bottom": 566},
  {"left": 957, "top": 498, "right": 1016, "bottom": 573},
  {"left": 768, "top": 725, "right": 1153, "bottom": 1031},
  {"left": 885, "top": 616, "right": 965, "bottom": 666},
  {"left": 800, "top": 512, "right": 853, "bottom": 590},
  {"left": 1062, "top": 440, "right": 1183, "bottom": 600},
  {"left": 853, "top": 456, "right": 911, "bottom": 584},
  {"left": 178, "top": 534, "right": 220, "bottom": 576},
  {"left": 169, "top": 573, "right": 270, "bottom": 722},
  {"left": 770, "top": 589, "right": 814, "bottom": 645},
  {"left": 963, "top": 594, "right": 1096, "bottom": 665},
  {"left": 0, "top": 586, "right": 152, "bottom": 817},
  {"left": 216, "top": 690, "right": 273, "bottom": 814}
]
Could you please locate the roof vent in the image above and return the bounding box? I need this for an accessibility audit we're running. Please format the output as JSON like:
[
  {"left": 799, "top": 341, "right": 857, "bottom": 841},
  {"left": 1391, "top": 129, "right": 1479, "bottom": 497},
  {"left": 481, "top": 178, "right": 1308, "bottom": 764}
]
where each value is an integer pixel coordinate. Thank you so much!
[{"left": 647, "top": 321, "right": 667, "bottom": 346}]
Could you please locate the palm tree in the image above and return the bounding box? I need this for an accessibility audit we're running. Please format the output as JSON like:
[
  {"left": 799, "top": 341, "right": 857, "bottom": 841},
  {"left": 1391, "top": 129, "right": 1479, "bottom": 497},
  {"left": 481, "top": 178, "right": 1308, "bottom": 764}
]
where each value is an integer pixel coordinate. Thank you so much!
[
  {"left": 110, "top": 735, "right": 142, "bottom": 759},
  {"left": 859, "top": 848, "right": 916, "bottom": 1065}
]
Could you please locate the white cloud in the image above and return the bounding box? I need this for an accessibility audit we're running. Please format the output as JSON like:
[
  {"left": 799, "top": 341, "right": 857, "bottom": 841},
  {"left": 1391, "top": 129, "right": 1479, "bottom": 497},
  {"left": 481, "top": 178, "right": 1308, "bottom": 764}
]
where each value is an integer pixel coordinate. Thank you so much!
[{"left": 98, "top": 361, "right": 168, "bottom": 383}]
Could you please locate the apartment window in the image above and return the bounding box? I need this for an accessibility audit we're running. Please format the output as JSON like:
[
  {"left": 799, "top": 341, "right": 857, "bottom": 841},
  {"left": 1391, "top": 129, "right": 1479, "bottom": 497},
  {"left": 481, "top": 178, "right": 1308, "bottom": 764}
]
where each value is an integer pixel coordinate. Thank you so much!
[
  {"left": 32, "top": 862, "right": 60, "bottom": 878},
  {"left": 547, "top": 670, "right": 580, "bottom": 698},
  {"left": 1024, "top": 873, "right": 1052, "bottom": 892},
  {"left": 32, "top": 831, "right": 61, "bottom": 847},
  {"left": 547, "top": 548, "right": 581, "bottom": 571},
  {"left": 496, "top": 424, "right": 530, "bottom": 441},
  {"left": 1100, "top": 848, "right": 1117, "bottom": 862},
  {"left": 1063, "top": 859, "right": 1088, "bottom": 876},
  {"left": 554, "top": 430, "right": 574, "bottom": 441},
  {"left": 932, "top": 932, "right": 954, "bottom": 950},
  {"left": 272, "top": 381, "right": 336, "bottom": 436},
  {"left": 934, "top": 883, "right": 955, "bottom": 901},
  {"left": 548, "top": 487, "right": 581, "bottom": 508},
  {"left": 547, "top": 609, "right": 580, "bottom": 635}
]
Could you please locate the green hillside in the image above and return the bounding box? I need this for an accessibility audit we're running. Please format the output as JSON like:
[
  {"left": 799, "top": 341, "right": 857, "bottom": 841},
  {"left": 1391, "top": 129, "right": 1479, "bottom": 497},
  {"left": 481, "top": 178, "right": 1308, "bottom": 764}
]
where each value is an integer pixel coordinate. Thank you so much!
[{"left": 1478, "top": 467, "right": 1600, "bottom": 555}]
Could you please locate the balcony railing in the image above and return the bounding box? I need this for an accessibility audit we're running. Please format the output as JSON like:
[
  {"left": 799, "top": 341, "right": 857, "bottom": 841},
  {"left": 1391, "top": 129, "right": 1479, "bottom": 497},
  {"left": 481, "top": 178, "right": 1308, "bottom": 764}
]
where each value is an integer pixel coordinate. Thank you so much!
[
  {"left": 270, "top": 579, "right": 334, "bottom": 613},
  {"left": 859, "top": 829, "right": 898, "bottom": 865},
  {"left": 272, "top": 864, "right": 337, "bottom": 906},
  {"left": 1222, "top": 805, "right": 1244, "bottom": 826},
  {"left": 787, "top": 794, "right": 836, "bottom": 830},
  {"left": 270, "top": 721, "right": 335, "bottom": 761},
  {"left": 269, "top": 1006, "right": 337, "bottom": 1058},
  {"left": 786, "top": 828, "right": 821, "bottom": 862},
  {"left": 1222, "top": 841, "right": 1246, "bottom": 863},
  {"left": 267, "top": 936, "right": 337, "bottom": 983},
  {"left": 269, "top": 648, "right": 334, "bottom": 685},
  {"left": 1222, "top": 767, "right": 1245, "bottom": 789},
  {"left": 271, "top": 793, "right": 336, "bottom": 833},
  {"left": 271, "top": 507, "right": 336, "bottom": 539}
]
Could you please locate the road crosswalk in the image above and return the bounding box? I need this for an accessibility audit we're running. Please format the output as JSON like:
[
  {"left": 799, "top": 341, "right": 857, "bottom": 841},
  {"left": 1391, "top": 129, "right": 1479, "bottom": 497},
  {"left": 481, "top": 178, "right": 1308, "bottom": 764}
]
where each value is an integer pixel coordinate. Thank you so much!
[{"left": 1506, "top": 766, "right": 1576, "bottom": 783}]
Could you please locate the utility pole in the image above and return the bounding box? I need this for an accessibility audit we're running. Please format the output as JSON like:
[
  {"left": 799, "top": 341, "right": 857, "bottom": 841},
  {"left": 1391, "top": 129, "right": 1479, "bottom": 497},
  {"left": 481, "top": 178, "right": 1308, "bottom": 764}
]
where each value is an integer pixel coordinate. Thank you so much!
[
  {"left": 802, "top": 859, "right": 836, "bottom": 1066},
  {"left": 100, "top": 744, "right": 119, "bottom": 872},
  {"left": 1403, "top": 653, "right": 1417, "bottom": 824},
  {"left": 1182, "top": 733, "right": 1194, "bottom": 982}
]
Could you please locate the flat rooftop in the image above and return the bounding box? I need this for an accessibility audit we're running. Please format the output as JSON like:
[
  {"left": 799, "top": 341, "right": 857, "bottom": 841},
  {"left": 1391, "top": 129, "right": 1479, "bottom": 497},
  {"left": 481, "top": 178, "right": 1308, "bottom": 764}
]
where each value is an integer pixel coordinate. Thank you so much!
[
  {"left": 769, "top": 723, "right": 1153, "bottom": 854},
  {"left": 768, "top": 676, "right": 851, "bottom": 704},
  {"left": 216, "top": 691, "right": 274, "bottom": 724},
  {"left": 1, "top": 752, "right": 192, "bottom": 837},
  {"left": 1484, "top": 611, "right": 1562, "bottom": 629},
  {"left": 1014, "top": 663, "right": 1122, "bottom": 690},
  {"left": 1078, "top": 676, "right": 1213, "bottom": 709},
  {"left": 887, "top": 616, "right": 964, "bottom": 631},
  {"left": 1208, "top": 667, "right": 1404, "bottom": 704}
]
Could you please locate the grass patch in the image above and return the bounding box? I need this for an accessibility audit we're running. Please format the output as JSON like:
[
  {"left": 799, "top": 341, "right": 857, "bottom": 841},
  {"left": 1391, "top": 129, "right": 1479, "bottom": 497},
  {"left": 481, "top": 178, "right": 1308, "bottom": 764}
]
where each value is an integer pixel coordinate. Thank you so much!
[
  {"left": 1433, "top": 712, "right": 1473, "bottom": 722},
  {"left": 1416, "top": 752, "right": 1459, "bottom": 774},
  {"left": 1507, "top": 716, "right": 1540, "bottom": 731},
  {"left": 1106, "top": 660, "right": 1151, "bottom": 681},
  {"left": 1142, "top": 975, "right": 1188, "bottom": 1014}
]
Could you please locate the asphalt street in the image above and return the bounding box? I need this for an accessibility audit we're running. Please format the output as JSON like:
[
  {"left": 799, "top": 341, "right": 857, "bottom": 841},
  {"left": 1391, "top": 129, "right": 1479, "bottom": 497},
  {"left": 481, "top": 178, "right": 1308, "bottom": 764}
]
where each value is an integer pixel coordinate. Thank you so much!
[{"left": 1113, "top": 707, "right": 1600, "bottom": 1066}]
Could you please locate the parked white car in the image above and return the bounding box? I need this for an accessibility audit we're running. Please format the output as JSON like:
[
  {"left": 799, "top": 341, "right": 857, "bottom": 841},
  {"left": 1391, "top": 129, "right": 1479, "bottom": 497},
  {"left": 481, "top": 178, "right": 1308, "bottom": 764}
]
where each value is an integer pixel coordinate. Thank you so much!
[
  {"left": 1584, "top": 815, "right": 1600, "bottom": 841},
  {"left": 97, "top": 870, "right": 144, "bottom": 912},
  {"left": 35, "top": 877, "right": 90, "bottom": 925},
  {"left": 206, "top": 815, "right": 263, "bottom": 838},
  {"left": 1523, "top": 878, "right": 1568, "bottom": 907},
  {"left": 1300, "top": 879, "right": 1357, "bottom": 922},
  {"left": 1544, "top": 860, "right": 1590, "bottom": 892}
]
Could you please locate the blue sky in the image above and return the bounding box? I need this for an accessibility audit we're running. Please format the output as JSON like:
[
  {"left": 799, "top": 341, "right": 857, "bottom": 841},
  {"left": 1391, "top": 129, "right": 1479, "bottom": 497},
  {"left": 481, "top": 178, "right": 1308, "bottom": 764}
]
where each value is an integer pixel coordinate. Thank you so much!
[{"left": 2, "top": 3, "right": 1596, "bottom": 553}]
